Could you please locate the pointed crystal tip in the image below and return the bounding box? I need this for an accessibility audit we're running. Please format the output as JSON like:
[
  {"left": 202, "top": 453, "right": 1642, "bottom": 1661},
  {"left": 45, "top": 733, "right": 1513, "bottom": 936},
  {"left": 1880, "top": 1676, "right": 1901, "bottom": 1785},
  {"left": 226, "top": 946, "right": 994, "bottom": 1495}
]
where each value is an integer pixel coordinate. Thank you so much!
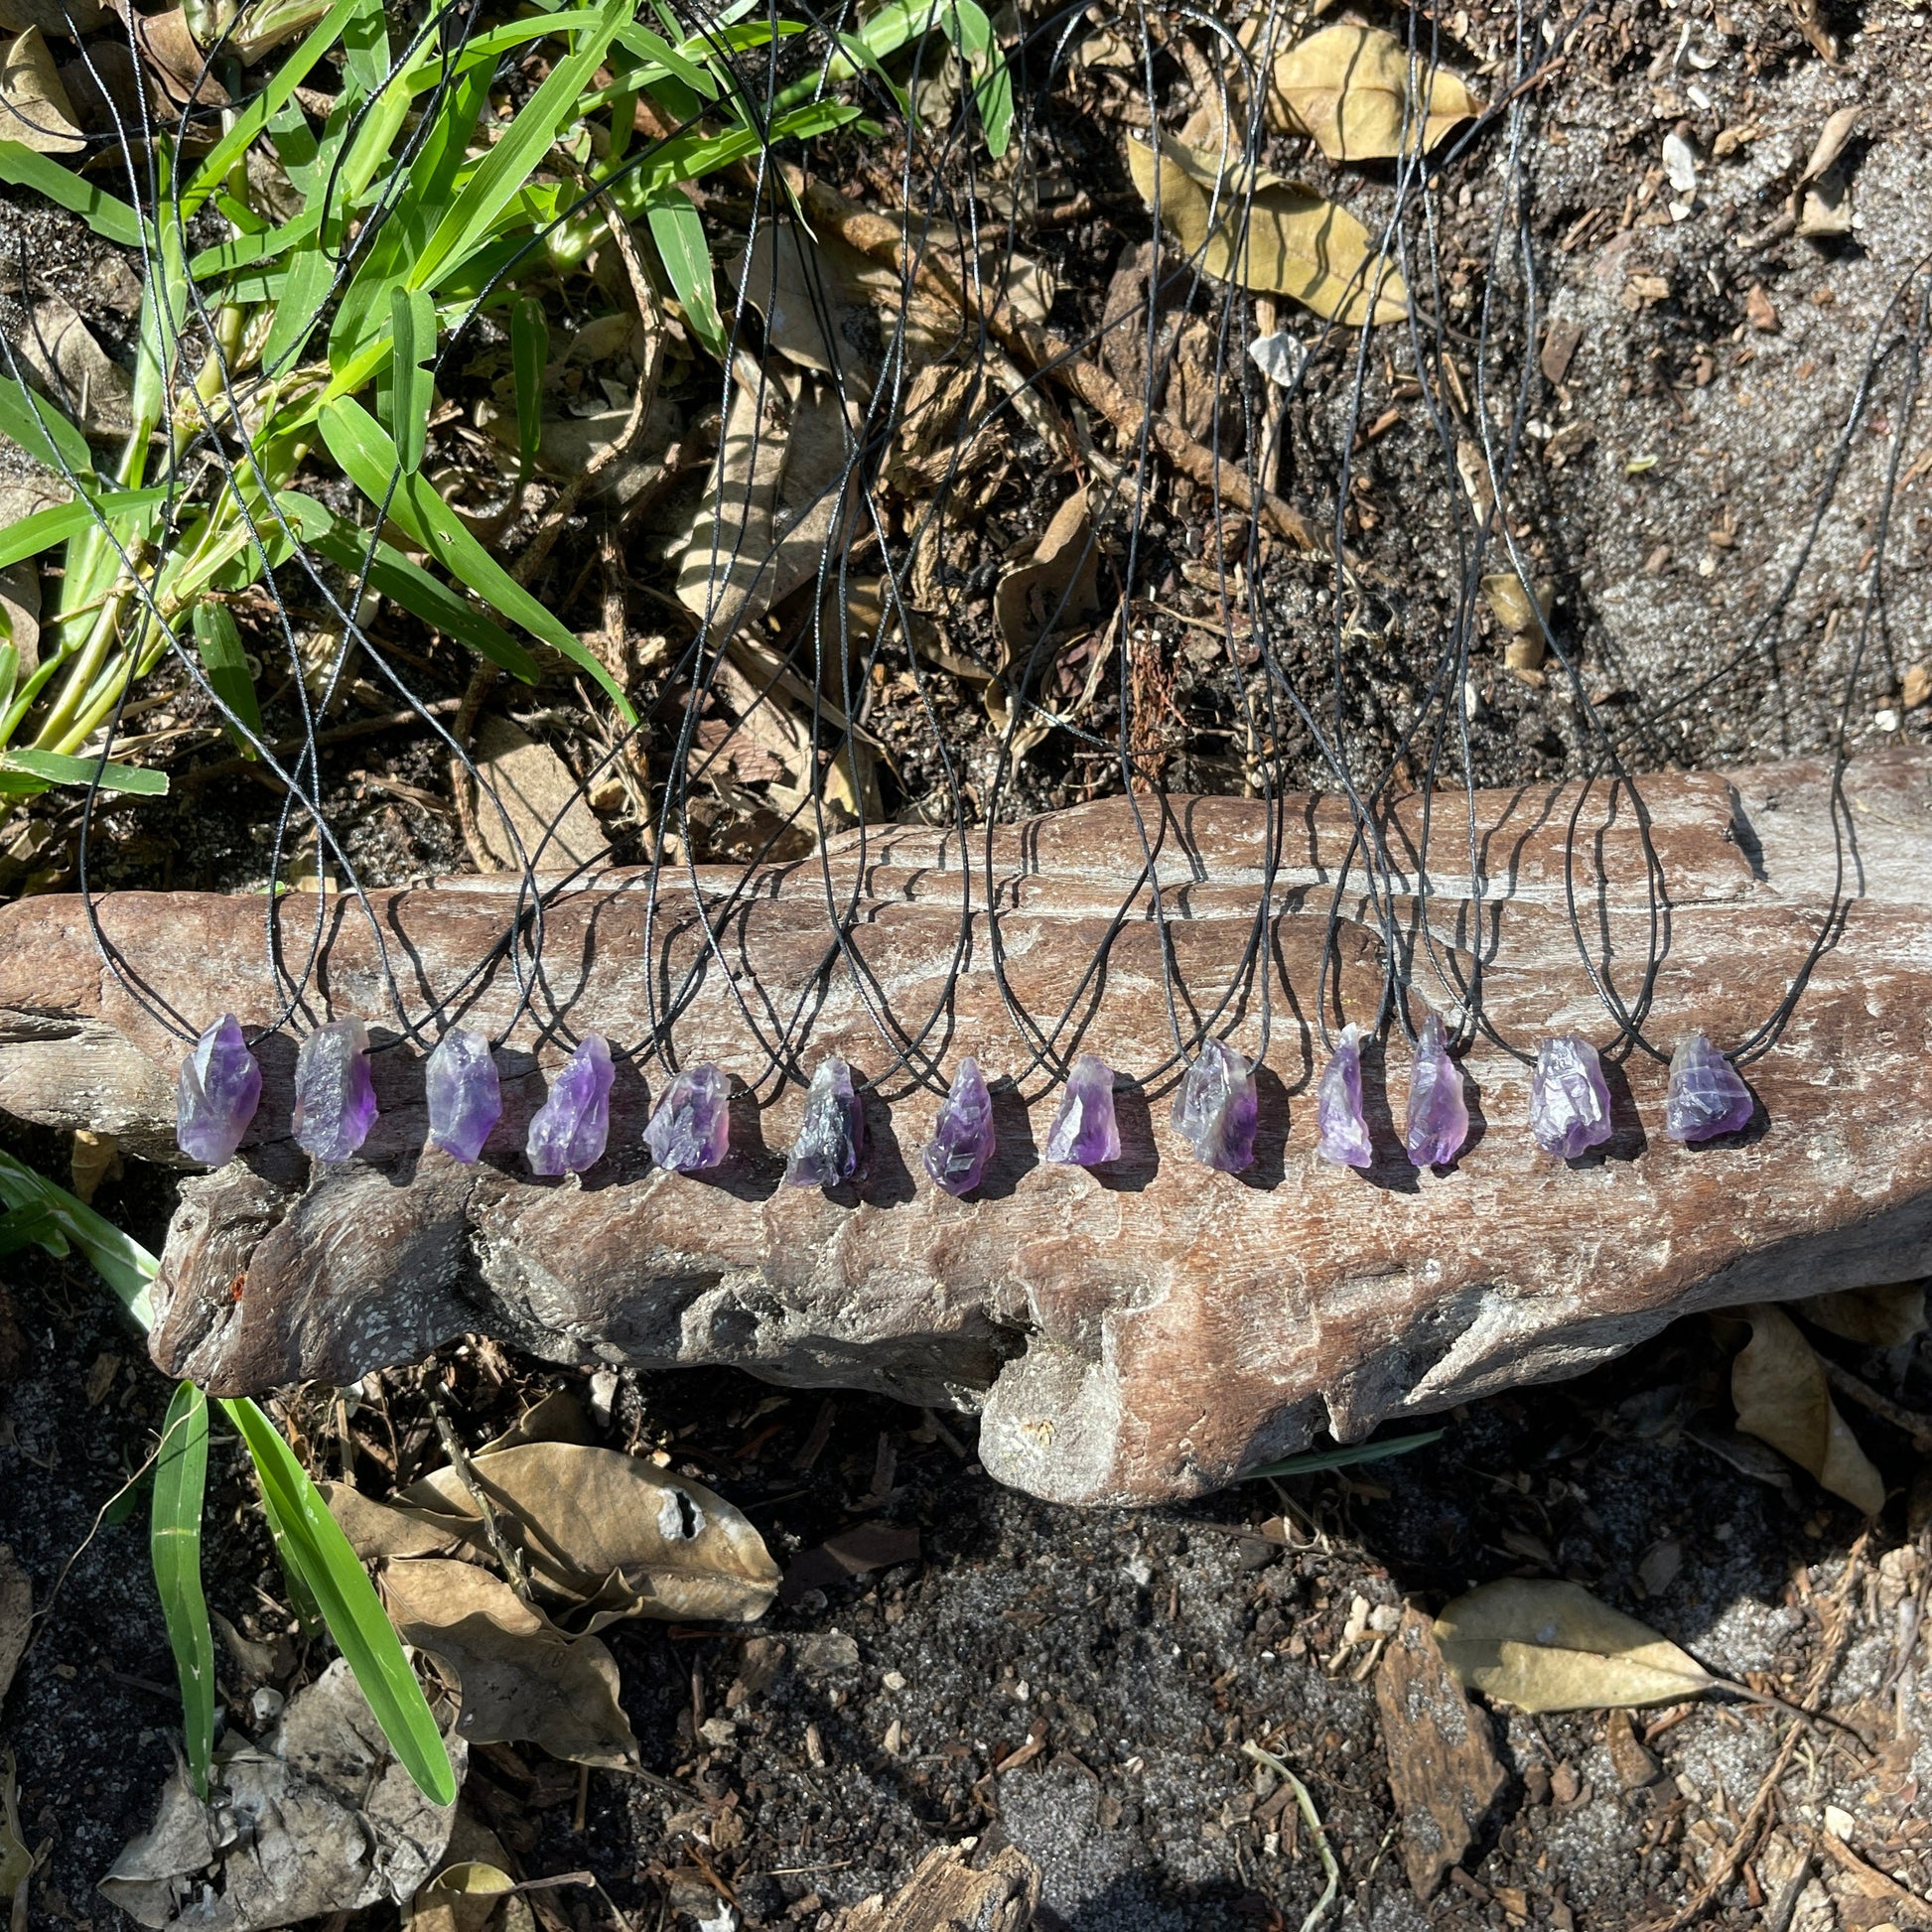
[
  {"left": 527, "top": 1034, "right": 615, "bottom": 1175},
  {"left": 176, "top": 1014, "right": 262, "bottom": 1166},
  {"left": 1046, "top": 1053, "right": 1121, "bottom": 1167},
  {"left": 1529, "top": 1033, "right": 1612, "bottom": 1159},
  {"left": 1172, "top": 1037, "right": 1258, "bottom": 1173},
  {"left": 1665, "top": 1031, "right": 1753, "bottom": 1142},
  {"left": 646, "top": 1061, "right": 732, "bottom": 1173},
  {"left": 923, "top": 1058, "right": 995, "bottom": 1196},
  {"left": 1404, "top": 1012, "right": 1469, "bottom": 1169},
  {"left": 785, "top": 1056, "right": 865, "bottom": 1188},
  {"left": 292, "top": 1017, "right": 376, "bottom": 1165},
  {"left": 1314, "top": 1025, "right": 1373, "bottom": 1169},
  {"left": 426, "top": 1028, "right": 502, "bottom": 1164}
]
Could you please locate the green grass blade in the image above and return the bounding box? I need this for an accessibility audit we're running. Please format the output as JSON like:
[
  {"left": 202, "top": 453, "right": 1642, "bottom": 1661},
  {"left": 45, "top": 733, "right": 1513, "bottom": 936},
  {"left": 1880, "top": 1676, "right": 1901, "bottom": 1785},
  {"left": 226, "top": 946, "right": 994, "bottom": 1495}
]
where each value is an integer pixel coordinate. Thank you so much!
[
  {"left": 261, "top": 247, "right": 334, "bottom": 376},
  {"left": 339, "top": 0, "right": 391, "bottom": 98},
  {"left": 510, "top": 296, "right": 547, "bottom": 482},
  {"left": 387, "top": 287, "right": 436, "bottom": 475},
  {"left": 1242, "top": 1429, "right": 1446, "bottom": 1482},
  {"left": 190, "top": 603, "right": 263, "bottom": 752},
  {"left": 3, "top": 749, "right": 169, "bottom": 795},
  {"left": 152, "top": 1383, "right": 214, "bottom": 1798},
  {"left": 0, "top": 376, "right": 90, "bottom": 479},
  {"left": 0, "top": 1149, "right": 156, "bottom": 1321},
  {"left": 0, "top": 142, "right": 145, "bottom": 246},
  {"left": 646, "top": 194, "right": 725, "bottom": 360},
  {"left": 222, "top": 1397, "right": 456, "bottom": 1805},
  {"left": 0, "top": 487, "right": 169, "bottom": 571}
]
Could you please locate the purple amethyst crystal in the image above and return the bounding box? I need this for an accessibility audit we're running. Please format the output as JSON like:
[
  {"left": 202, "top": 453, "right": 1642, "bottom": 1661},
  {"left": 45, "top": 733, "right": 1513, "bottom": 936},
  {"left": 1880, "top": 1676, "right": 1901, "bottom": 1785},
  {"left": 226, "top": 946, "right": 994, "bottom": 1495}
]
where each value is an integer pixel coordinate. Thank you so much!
[
  {"left": 1046, "top": 1053, "right": 1120, "bottom": 1167},
  {"left": 176, "top": 1014, "right": 262, "bottom": 1166},
  {"left": 645, "top": 1061, "right": 732, "bottom": 1173},
  {"left": 1529, "top": 1033, "right": 1613, "bottom": 1159},
  {"left": 1665, "top": 1031, "right": 1754, "bottom": 1143},
  {"left": 785, "top": 1057, "right": 865, "bottom": 1188},
  {"left": 923, "top": 1057, "right": 995, "bottom": 1196},
  {"left": 426, "top": 1028, "right": 501, "bottom": 1164},
  {"left": 1314, "top": 1025, "right": 1372, "bottom": 1169},
  {"left": 1404, "top": 1012, "right": 1469, "bottom": 1169},
  {"left": 526, "top": 1033, "right": 614, "bottom": 1175},
  {"left": 1172, "top": 1037, "right": 1259, "bottom": 1173},
  {"left": 292, "top": 1017, "right": 377, "bottom": 1164}
]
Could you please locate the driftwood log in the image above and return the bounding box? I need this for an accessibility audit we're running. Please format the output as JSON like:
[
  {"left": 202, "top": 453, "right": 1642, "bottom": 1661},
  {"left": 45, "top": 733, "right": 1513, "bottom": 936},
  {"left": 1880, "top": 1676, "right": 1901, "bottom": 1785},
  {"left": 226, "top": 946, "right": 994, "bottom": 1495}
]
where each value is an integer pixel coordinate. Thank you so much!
[{"left": 0, "top": 750, "right": 1926, "bottom": 1507}]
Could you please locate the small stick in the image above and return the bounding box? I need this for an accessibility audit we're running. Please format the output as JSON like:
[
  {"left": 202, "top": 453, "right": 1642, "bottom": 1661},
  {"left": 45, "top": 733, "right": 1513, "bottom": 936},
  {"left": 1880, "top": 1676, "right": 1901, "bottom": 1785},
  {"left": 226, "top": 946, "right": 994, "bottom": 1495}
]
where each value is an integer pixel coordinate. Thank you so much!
[
  {"left": 1240, "top": 1741, "right": 1339, "bottom": 1932},
  {"left": 1819, "top": 1355, "right": 1932, "bottom": 1451},
  {"left": 427, "top": 1398, "right": 533, "bottom": 1601}
]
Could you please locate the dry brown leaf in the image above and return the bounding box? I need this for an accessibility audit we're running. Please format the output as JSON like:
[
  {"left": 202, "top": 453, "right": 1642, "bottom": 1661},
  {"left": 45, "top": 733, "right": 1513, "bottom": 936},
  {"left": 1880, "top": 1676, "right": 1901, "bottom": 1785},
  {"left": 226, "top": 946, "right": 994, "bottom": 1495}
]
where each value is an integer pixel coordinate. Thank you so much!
[
  {"left": 378, "top": 1558, "right": 637, "bottom": 1769},
  {"left": 397, "top": 1442, "right": 780, "bottom": 1625},
  {"left": 0, "top": 1547, "right": 28, "bottom": 1705},
  {"left": 1791, "top": 105, "right": 1859, "bottom": 239},
  {"left": 408, "top": 1812, "right": 533, "bottom": 1932},
  {"left": 324, "top": 1481, "right": 481, "bottom": 1562},
  {"left": 1267, "top": 23, "right": 1477, "bottom": 161},
  {"left": 15, "top": 293, "right": 134, "bottom": 437},
  {"left": 1126, "top": 132, "right": 1408, "bottom": 327},
  {"left": 1435, "top": 1579, "right": 1716, "bottom": 1713},
  {"left": 0, "top": 28, "right": 83, "bottom": 154},
  {"left": 1795, "top": 1284, "right": 1926, "bottom": 1348},
  {"left": 122, "top": 4, "right": 228, "bottom": 105},
  {"left": 0, "top": 563, "right": 38, "bottom": 681},
  {"left": 69, "top": 1128, "right": 117, "bottom": 1204},
  {"left": 1732, "top": 1303, "right": 1886, "bottom": 1513},
  {"left": 0, "top": 0, "right": 103, "bottom": 31},
  {"left": 0, "top": 1750, "right": 30, "bottom": 1932},
  {"left": 732, "top": 215, "right": 880, "bottom": 398},
  {"left": 470, "top": 715, "right": 612, "bottom": 876},
  {"left": 989, "top": 485, "right": 1105, "bottom": 760}
]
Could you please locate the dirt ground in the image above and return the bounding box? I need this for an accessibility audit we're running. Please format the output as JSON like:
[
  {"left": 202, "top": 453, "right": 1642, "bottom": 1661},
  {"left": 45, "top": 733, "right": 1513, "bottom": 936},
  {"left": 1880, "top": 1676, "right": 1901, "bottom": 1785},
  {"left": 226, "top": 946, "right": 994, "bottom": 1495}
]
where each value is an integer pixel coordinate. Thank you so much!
[{"left": 3, "top": 0, "right": 1932, "bottom": 1925}]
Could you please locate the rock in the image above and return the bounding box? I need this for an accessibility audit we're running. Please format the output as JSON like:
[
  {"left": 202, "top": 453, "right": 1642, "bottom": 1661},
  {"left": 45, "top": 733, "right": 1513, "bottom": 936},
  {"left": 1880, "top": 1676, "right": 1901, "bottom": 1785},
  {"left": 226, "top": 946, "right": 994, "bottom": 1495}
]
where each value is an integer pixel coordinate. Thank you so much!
[
  {"left": 1314, "top": 1025, "right": 1371, "bottom": 1169},
  {"left": 1044, "top": 1053, "right": 1119, "bottom": 1168},
  {"left": 922, "top": 1057, "right": 994, "bottom": 1197},
  {"left": 785, "top": 1056, "right": 865, "bottom": 1188},
  {"left": 0, "top": 754, "right": 1928, "bottom": 1507},
  {"left": 1404, "top": 1012, "right": 1469, "bottom": 1169}
]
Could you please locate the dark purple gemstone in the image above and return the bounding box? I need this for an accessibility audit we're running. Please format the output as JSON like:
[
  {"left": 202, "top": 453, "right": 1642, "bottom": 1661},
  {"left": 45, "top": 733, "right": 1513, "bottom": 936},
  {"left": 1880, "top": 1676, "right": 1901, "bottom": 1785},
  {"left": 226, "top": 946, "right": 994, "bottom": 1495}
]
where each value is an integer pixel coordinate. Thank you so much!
[
  {"left": 1529, "top": 1033, "right": 1612, "bottom": 1159},
  {"left": 1314, "top": 1026, "right": 1372, "bottom": 1169},
  {"left": 292, "top": 1018, "right": 377, "bottom": 1164},
  {"left": 785, "top": 1057, "right": 865, "bottom": 1188},
  {"left": 426, "top": 1028, "right": 501, "bottom": 1164},
  {"left": 526, "top": 1034, "right": 614, "bottom": 1175},
  {"left": 1046, "top": 1053, "right": 1120, "bottom": 1167},
  {"left": 1665, "top": 1031, "right": 1753, "bottom": 1142},
  {"left": 1172, "top": 1038, "right": 1258, "bottom": 1173},
  {"left": 1404, "top": 1012, "right": 1469, "bottom": 1169},
  {"left": 923, "top": 1058, "right": 995, "bottom": 1196},
  {"left": 176, "top": 1014, "right": 261, "bottom": 1166},
  {"left": 646, "top": 1062, "right": 731, "bottom": 1173}
]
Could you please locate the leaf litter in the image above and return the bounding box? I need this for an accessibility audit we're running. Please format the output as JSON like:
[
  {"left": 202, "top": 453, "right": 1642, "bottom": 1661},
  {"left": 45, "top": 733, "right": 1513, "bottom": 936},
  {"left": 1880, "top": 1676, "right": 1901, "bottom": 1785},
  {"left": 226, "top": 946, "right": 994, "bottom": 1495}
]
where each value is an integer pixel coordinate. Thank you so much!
[
  {"left": 1729, "top": 1303, "right": 1886, "bottom": 1514},
  {"left": 1265, "top": 23, "right": 1477, "bottom": 163}
]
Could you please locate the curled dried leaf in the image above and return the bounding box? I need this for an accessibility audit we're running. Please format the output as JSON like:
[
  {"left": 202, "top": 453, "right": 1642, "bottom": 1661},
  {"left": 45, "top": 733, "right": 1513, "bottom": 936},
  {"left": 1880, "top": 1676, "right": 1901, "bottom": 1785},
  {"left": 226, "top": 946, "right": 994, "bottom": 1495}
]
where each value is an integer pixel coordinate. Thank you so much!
[
  {"left": 1731, "top": 1303, "right": 1885, "bottom": 1513},
  {"left": 1795, "top": 1283, "right": 1926, "bottom": 1348},
  {"left": 1267, "top": 23, "right": 1477, "bottom": 161},
  {"left": 0, "top": 27, "right": 83, "bottom": 154}
]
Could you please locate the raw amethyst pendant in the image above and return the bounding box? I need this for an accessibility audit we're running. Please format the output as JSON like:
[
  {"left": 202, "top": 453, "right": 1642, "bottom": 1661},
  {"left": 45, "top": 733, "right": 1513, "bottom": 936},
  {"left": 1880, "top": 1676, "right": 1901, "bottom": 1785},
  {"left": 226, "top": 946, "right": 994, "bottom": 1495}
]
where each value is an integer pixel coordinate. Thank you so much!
[
  {"left": 1404, "top": 1012, "right": 1469, "bottom": 1169},
  {"left": 292, "top": 1017, "right": 377, "bottom": 1164},
  {"left": 1314, "top": 1025, "right": 1372, "bottom": 1169},
  {"left": 176, "top": 1014, "right": 262, "bottom": 1166},
  {"left": 645, "top": 1061, "right": 731, "bottom": 1173},
  {"left": 426, "top": 1028, "right": 501, "bottom": 1164},
  {"left": 1529, "top": 1033, "right": 1612, "bottom": 1159},
  {"left": 526, "top": 1033, "right": 614, "bottom": 1175},
  {"left": 923, "top": 1057, "right": 995, "bottom": 1196},
  {"left": 1045, "top": 1053, "right": 1120, "bottom": 1167},
  {"left": 1665, "top": 1031, "right": 1754, "bottom": 1142},
  {"left": 1172, "top": 1037, "right": 1258, "bottom": 1173},
  {"left": 785, "top": 1056, "right": 865, "bottom": 1187}
]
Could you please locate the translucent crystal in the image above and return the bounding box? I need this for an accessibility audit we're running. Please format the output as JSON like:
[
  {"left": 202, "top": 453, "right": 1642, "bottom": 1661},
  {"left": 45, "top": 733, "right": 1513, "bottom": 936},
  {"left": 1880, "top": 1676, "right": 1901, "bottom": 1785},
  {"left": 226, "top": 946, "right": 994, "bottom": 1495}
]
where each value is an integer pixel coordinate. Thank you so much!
[
  {"left": 1172, "top": 1037, "right": 1259, "bottom": 1173},
  {"left": 1529, "top": 1033, "right": 1612, "bottom": 1159},
  {"left": 923, "top": 1057, "right": 995, "bottom": 1196},
  {"left": 176, "top": 1014, "right": 262, "bottom": 1166},
  {"left": 1665, "top": 1031, "right": 1753, "bottom": 1143},
  {"left": 785, "top": 1056, "right": 865, "bottom": 1188},
  {"left": 645, "top": 1061, "right": 732, "bottom": 1173},
  {"left": 1045, "top": 1053, "right": 1120, "bottom": 1167},
  {"left": 292, "top": 1017, "right": 377, "bottom": 1164},
  {"left": 526, "top": 1033, "right": 614, "bottom": 1176},
  {"left": 1314, "top": 1025, "right": 1372, "bottom": 1169},
  {"left": 1404, "top": 1012, "right": 1469, "bottom": 1169},
  {"left": 425, "top": 1028, "right": 501, "bottom": 1164}
]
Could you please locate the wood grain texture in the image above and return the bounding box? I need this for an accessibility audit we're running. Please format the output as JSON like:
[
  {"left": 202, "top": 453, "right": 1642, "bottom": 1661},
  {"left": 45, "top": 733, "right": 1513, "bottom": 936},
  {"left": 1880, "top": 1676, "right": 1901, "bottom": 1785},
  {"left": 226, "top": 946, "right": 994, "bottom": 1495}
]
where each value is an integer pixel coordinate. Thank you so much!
[{"left": 0, "top": 750, "right": 1926, "bottom": 1506}]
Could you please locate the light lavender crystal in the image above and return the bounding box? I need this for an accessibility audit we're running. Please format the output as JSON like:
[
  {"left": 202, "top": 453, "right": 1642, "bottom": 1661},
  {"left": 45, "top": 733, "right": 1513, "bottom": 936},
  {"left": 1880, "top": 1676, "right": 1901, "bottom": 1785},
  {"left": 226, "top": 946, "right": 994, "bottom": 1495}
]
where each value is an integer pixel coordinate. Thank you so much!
[
  {"left": 1172, "top": 1037, "right": 1258, "bottom": 1173},
  {"left": 1665, "top": 1030, "right": 1754, "bottom": 1143},
  {"left": 1529, "top": 1033, "right": 1612, "bottom": 1159},
  {"left": 1045, "top": 1052, "right": 1120, "bottom": 1167},
  {"left": 646, "top": 1061, "right": 732, "bottom": 1173},
  {"left": 1404, "top": 1012, "right": 1469, "bottom": 1169},
  {"left": 1313, "top": 1025, "right": 1372, "bottom": 1169},
  {"left": 526, "top": 1034, "right": 614, "bottom": 1175},
  {"left": 176, "top": 1014, "right": 261, "bottom": 1166},
  {"left": 426, "top": 1028, "right": 501, "bottom": 1164},
  {"left": 923, "top": 1057, "right": 995, "bottom": 1196},
  {"left": 785, "top": 1057, "right": 865, "bottom": 1188},
  {"left": 292, "top": 1018, "right": 377, "bottom": 1164}
]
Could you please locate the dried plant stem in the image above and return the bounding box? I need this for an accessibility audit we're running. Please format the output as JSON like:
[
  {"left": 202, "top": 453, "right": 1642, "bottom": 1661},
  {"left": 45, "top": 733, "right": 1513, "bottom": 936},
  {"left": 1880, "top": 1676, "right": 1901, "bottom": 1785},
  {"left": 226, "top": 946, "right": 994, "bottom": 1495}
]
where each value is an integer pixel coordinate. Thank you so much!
[{"left": 1240, "top": 1742, "right": 1339, "bottom": 1931}]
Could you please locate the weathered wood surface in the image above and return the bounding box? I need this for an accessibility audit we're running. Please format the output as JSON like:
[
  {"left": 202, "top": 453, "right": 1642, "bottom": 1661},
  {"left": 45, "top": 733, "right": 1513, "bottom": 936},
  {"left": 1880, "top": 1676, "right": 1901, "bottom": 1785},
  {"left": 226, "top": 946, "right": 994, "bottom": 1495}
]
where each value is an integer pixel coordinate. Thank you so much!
[{"left": 0, "top": 750, "right": 1926, "bottom": 1507}]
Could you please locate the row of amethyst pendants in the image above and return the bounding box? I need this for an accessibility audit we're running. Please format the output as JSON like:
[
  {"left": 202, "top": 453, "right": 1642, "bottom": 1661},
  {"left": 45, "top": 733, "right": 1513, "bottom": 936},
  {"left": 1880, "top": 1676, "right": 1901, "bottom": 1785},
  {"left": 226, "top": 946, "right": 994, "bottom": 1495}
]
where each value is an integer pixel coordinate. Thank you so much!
[{"left": 174, "top": 1009, "right": 1753, "bottom": 1187}]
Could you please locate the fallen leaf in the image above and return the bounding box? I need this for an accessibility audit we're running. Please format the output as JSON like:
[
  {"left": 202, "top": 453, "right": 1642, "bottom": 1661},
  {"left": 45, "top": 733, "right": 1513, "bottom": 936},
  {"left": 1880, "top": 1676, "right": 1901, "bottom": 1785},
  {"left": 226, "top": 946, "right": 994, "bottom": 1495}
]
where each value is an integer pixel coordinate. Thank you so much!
[
  {"left": 0, "top": 0, "right": 104, "bottom": 32},
  {"left": 1127, "top": 132, "right": 1408, "bottom": 327},
  {"left": 409, "top": 1811, "right": 534, "bottom": 1932},
  {"left": 326, "top": 1481, "right": 481, "bottom": 1562},
  {"left": 69, "top": 1128, "right": 117, "bottom": 1205},
  {"left": 0, "top": 1548, "right": 28, "bottom": 1704},
  {"left": 120, "top": 4, "right": 228, "bottom": 105},
  {"left": 1435, "top": 1579, "right": 1717, "bottom": 1713},
  {"left": 1791, "top": 106, "right": 1859, "bottom": 239},
  {"left": 470, "top": 715, "right": 611, "bottom": 875},
  {"left": 1794, "top": 1284, "right": 1926, "bottom": 1348},
  {"left": 732, "top": 215, "right": 880, "bottom": 397},
  {"left": 0, "top": 27, "right": 83, "bottom": 154},
  {"left": 989, "top": 485, "right": 1106, "bottom": 759},
  {"left": 0, "top": 564, "right": 38, "bottom": 681},
  {"left": 1, "top": 1750, "right": 30, "bottom": 1932},
  {"left": 14, "top": 293, "right": 135, "bottom": 437},
  {"left": 1266, "top": 23, "right": 1477, "bottom": 161},
  {"left": 1732, "top": 1303, "right": 1886, "bottom": 1513},
  {"left": 779, "top": 1521, "right": 920, "bottom": 1604}
]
